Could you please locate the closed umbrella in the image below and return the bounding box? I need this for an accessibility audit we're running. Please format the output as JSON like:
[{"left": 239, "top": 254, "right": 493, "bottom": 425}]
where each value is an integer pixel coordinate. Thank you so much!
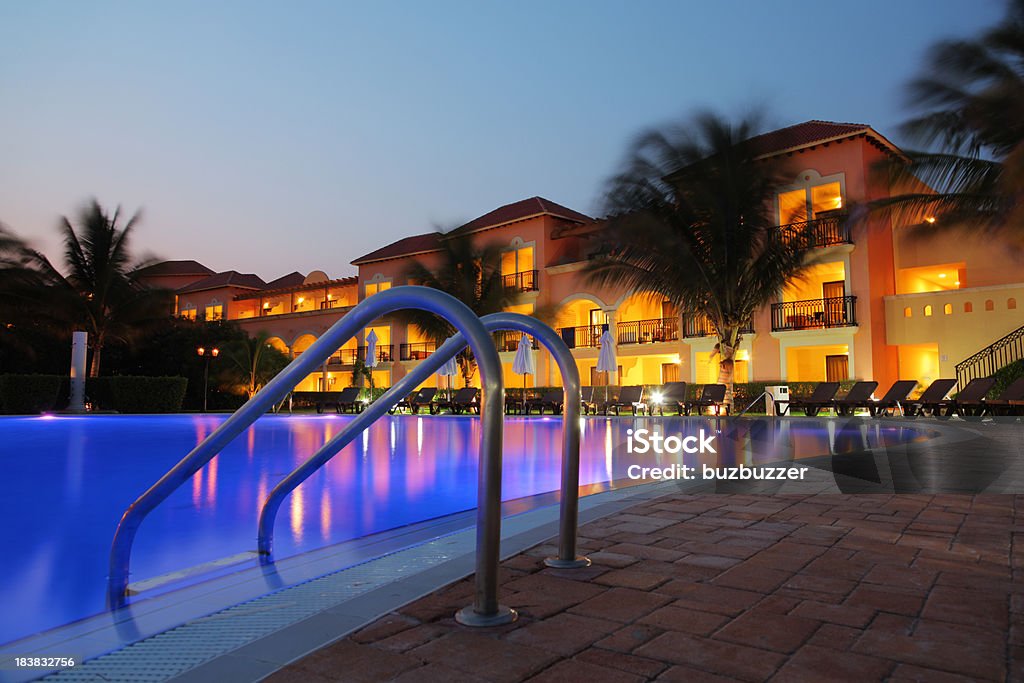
[
  {"left": 596, "top": 329, "right": 617, "bottom": 405},
  {"left": 512, "top": 334, "right": 535, "bottom": 413},
  {"left": 437, "top": 353, "right": 458, "bottom": 402},
  {"left": 365, "top": 330, "right": 379, "bottom": 397}
]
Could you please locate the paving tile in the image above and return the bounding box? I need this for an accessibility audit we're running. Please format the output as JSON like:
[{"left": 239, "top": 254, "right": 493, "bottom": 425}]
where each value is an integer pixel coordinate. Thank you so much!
[
  {"left": 844, "top": 584, "right": 925, "bottom": 617},
  {"left": 790, "top": 600, "right": 875, "bottom": 628},
  {"left": 290, "top": 641, "right": 422, "bottom": 681},
  {"left": 593, "top": 624, "right": 663, "bottom": 653},
  {"left": 920, "top": 584, "right": 1009, "bottom": 629},
  {"left": 391, "top": 662, "right": 492, "bottom": 682},
  {"left": 770, "top": 644, "right": 893, "bottom": 682},
  {"left": 635, "top": 631, "right": 785, "bottom": 682},
  {"left": 711, "top": 563, "right": 793, "bottom": 593},
  {"left": 603, "top": 542, "right": 686, "bottom": 562},
  {"left": 853, "top": 630, "right": 1005, "bottom": 681},
  {"left": 653, "top": 666, "right": 741, "bottom": 682},
  {"left": 524, "top": 659, "right": 644, "bottom": 683},
  {"left": 349, "top": 612, "right": 419, "bottom": 644},
  {"left": 370, "top": 623, "right": 451, "bottom": 653},
  {"left": 411, "top": 631, "right": 559, "bottom": 683},
  {"left": 636, "top": 604, "right": 729, "bottom": 636},
  {"left": 713, "top": 610, "right": 821, "bottom": 653},
  {"left": 593, "top": 568, "right": 671, "bottom": 590},
  {"left": 504, "top": 613, "right": 619, "bottom": 656},
  {"left": 573, "top": 647, "right": 668, "bottom": 678},
  {"left": 659, "top": 582, "right": 763, "bottom": 616},
  {"left": 887, "top": 664, "right": 983, "bottom": 683},
  {"left": 569, "top": 587, "right": 673, "bottom": 623},
  {"left": 586, "top": 551, "right": 640, "bottom": 568},
  {"left": 805, "top": 623, "right": 861, "bottom": 651}
]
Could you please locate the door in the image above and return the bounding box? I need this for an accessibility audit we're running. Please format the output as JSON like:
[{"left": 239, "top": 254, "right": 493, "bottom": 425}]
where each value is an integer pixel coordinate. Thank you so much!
[
  {"left": 825, "top": 355, "right": 849, "bottom": 382},
  {"left": 822, "top": 281, "right": 846, "bottom": 326},
  {"left": 589, "top": 309, "right": 607, "bottom": 347}
]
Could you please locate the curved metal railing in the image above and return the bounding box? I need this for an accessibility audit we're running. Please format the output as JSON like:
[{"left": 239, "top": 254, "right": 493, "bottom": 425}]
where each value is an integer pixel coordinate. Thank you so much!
[
  {"left": 106, "top": 287, "right": 511, "bottom": 625},
  {"left": 256, "top": 312, "right": 590, "bottom": 584}
]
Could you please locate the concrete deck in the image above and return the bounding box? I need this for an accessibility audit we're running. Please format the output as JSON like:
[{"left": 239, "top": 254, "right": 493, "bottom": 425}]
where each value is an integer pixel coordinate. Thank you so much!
[{"left": 266, "top": 493, "right": 1022, "bottom": 682}]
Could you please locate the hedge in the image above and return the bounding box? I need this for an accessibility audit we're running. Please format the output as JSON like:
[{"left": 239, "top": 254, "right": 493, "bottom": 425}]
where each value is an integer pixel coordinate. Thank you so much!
[
  {"left": 0, "top": 374, "right": 63, "bottom": 414},
  {"left": 89, "top": 376, "right": 188, "bottom": 413},
  {"left": 990, "top": 360, "right": 1024, "bottom": 398}
]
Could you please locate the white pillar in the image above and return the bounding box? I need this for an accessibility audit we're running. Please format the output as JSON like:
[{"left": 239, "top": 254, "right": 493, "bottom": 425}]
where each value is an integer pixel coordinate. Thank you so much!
[{"left": 69, "top": 330, "right": 88, "bottom": 412}]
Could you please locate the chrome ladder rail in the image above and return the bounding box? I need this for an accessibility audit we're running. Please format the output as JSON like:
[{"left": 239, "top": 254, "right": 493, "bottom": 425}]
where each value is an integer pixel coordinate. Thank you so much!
[
  {"left": 257, "top": 312, "right": 591, "bottom": 594},
  {"left": 106, "top": 287, "right": 512, "bottom": 625}
]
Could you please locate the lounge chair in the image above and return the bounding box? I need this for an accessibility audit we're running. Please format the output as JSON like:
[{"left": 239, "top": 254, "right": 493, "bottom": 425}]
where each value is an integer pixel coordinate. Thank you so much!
[
  {"left": 866, "top": 380, "right": 919, "bottom": 417},
  {"left": 980, "top": 377, "right": 1024, "bottom": 416},
  {"left": 580, "top": 387, "right": 597, "bottom": 415},
  {"left": 525, "top": 390, "right": 564, "bottom": 415},
  {"left": 904, "top": 378, "right": 959, "bottom": 417},
  {"left": 832, "top": 381, "right": 879, "bottom": 416},
  {"left": 605, "top": 385, "right": 645, "bottom": 416},
  {"left": 781, "top": 382, "right": 841, "bottom": 417},
  {"left": 940, "top": 377, "right": 997, "bottom": 417},
  {"left": 435, "top": 387, "right": 480, "bottom": 414},
  {"left": 653, "top": 381, "right": 688, "bottom": 416},
  {"left": 316, "top": 386, "right": 363, "bottom": 414},
  {"left": 685, "top": 384, "right": 729, "bottom": 416},
  {"left": 390, "top": 387, "right": 438, "bottom": 414}
]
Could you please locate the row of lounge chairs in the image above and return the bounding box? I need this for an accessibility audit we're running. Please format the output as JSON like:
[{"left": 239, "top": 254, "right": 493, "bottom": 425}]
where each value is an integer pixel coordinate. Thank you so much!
[
  {"left": 782, "top": 377, "right": 1024, "bottom": 417},
  {"left": 311, "top": 376, "right": 1024, "bottom": 417}
]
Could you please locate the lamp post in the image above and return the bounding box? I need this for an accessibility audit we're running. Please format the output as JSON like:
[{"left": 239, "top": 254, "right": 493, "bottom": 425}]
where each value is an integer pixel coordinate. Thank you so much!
[{"left": 197, "top": 346, "right": 219, "bottom": 412}]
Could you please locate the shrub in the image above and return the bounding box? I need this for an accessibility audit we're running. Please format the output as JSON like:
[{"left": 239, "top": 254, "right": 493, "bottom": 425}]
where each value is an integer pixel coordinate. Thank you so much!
[
  {"left": 101, "top": 376, "right": 188, "bottom": 413},
  {"left": 0, "top": 374, "right": 63, "bottom": 414},
  {"left": 990, "top": 360, "right": 1024, "bottom": 398}
]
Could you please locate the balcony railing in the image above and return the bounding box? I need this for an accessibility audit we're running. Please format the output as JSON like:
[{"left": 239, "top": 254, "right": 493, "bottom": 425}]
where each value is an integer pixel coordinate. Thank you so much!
[
  {"left": 557, "top": 325, "right": 605, "bottom": 349},
  {"left": 683, "top": 316, "right": 753, "bottom": 338},
  {"left": 502, "top": 269, "right": 539, "bottom": 293},
  {"left": 617, "top": 318, "right": 679, "bottom": 345},
  {"left": 495, "top": 330, "right": 539, "bottom": 352},
  {"left": 776, "top": 215, "right": 851, "bottom": 249},
  {"left": 399, "top": 342, "right": 436, "bottom": 361},
  {"left": 771, "top": 296, "right": 857, "bottom": 331},
  {"left": 337, "top": 344, "right": 395, "bottom": 365}
]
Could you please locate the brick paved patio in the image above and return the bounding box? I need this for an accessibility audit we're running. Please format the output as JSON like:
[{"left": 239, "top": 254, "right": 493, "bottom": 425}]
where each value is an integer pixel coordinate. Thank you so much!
[{"left": 266, "top": 493, "right": 1022, "bottom": 682}]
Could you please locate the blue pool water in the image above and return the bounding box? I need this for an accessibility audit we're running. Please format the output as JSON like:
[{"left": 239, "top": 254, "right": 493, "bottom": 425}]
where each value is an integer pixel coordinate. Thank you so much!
[{"left": 0, "top": 414, "right": 929, "bottom": 647}]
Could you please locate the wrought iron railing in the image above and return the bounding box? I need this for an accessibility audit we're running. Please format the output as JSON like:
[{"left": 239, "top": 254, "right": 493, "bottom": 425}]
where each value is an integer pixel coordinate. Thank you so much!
[
  {"left": 495, "top": 330, "right": 540, "bottom": 352},
  {"left": 399, "top": 342, "right": 436, "bottom": 361},
  {"left": 771, "top": 296, "right": 857, "bottom": 331},
  {"left": 683, "top": 315, "right": 754, "bottom": 338},
  {"left": 502, "top": 269, "right": 539, "bottom": 293},
  {"left": 616, "top": 318, "right": 679, "bottom": 344},
  {"left": 338, "top": 344, "right": 395, "bottom": 364},
  {"left": 775, "top": 215, "right": 851, "bottom": 248},
  {"left": 557, "top": 325, "right": 604, "bottom": 349},
  {"left": 956, "top": 323, "right": 1024, "bottom": 385}
]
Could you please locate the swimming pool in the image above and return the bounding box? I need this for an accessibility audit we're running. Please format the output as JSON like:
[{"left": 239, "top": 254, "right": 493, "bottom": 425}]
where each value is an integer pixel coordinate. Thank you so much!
[{"left": 0, "top": 414, "right": 933, "bottom": 648}]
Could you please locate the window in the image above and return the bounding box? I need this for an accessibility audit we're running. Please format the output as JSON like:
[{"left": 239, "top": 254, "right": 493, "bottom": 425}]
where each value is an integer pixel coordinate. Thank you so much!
[
  {"left": 903, "top": 307, "right": 912, "bottom": 318},
  {"left": 924, "top": 305, "right": 932, "bottom": 317},
  {"left": 1009, "top": 298, "right": 1018, "bottom": 310},
  {"left": 985, "top": 299, "right": 994, "bottom": 311},
  {"left": 500, "top": 245, "right": 534, "bottom": 276},
  {"left": 943, "top": 303, "right": 952, "bottom": 315},
  {"left": 661, "top": 363, "right": 680, "bottom": 383},
  {"left": 204, "top": 304, "right": 223, "bottom": 321},
  {"left": 181, "top": 306, "right": 197, "bottom": 321},
  {"left": 964, "top": 302, "right": 973, "bottom": 313},
  {"left": 778, "top": 181, "right": 843, "bottom": 224},
  {"left": 365, "top": 280, "right": 391, "bottom": 297}
]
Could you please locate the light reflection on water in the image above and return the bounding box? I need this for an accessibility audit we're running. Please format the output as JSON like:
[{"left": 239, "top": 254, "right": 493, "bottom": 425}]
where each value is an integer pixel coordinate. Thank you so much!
[{"left": 0, "top": 414, "right": 928, "bottom": 646}]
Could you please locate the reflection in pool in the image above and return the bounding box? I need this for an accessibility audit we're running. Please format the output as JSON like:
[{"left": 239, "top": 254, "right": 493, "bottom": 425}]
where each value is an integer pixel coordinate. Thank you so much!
[{"left": 0, "top": 414, "right": 931, "bottom": 645}]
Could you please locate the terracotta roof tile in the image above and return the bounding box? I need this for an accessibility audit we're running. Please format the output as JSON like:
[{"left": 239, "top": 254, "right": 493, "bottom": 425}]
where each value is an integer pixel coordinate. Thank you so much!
[
  {"left": 447, "top": 196, "right": 591, "bottom": 237},
  {"left": 351, "top": 232, "right": 443, "bottom": 265},
  {"left": 263, "top": 272, "right": 306, "bottom": 289},
  {"left": 177, "top": 270, "right": 267, "bottom": 294},
  {"left": 745, "top": 120, "right": 889, "bottom": 157},
  {"left": 136, "top": 260, "right": 213, "bottom": 277}
]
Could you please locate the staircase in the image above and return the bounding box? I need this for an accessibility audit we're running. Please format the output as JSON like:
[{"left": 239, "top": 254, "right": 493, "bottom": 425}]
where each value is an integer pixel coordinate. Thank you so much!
[{"left": 955, "top": 323, "right": 1024, "bottom": 385}]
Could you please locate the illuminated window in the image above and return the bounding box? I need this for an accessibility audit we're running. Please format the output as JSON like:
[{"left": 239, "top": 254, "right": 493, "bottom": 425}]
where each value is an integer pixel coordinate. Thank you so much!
[
  {"left": 365, "top": 280, "right": 392, "bottom": 297},
  {"left": 204, "top": 304, "right": 223, "bottom": 321},
  {"left": 923, "top": 305, "right": 932, "bottom": 317},
  {"left": 964, "top": 302, "right": 973, "bottom": 313},
  {"left": 180, "top": 306, "right": 197, "bottom": 321},
  {"left": 778, "top": 182, "right": 843, "bottom": 225},
  {"left": 985, "top": 299, "right": 994, "bottom": 311},
  {"left": 811, "top": 182, "right": 843, "bottom": 214},
  {"left": 1009, "top": 298, "right": 1018, "bottom": 310},
  {"left": 943, "top": 303, "right": 952, "bottom": 315},
  {"left": 501, "top": 245, "right": 535, "bottom": 276},
  {"left": 903, "top": 307, "right": 912, "bottom": 318},
  {"left": 778, "top": 189, "right": 808, "bottom": 224}
]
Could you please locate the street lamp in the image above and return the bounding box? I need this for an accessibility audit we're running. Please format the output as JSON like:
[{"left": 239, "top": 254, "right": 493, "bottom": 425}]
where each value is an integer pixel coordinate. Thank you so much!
[{"left": 197, "top": 346, "right": 219, "bottom": 412}]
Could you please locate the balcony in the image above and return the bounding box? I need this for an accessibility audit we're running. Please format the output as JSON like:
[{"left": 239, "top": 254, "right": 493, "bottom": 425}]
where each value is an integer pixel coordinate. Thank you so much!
[
  {"left": 617, "top": 318, "right": 679, "bottom": 345},
  {"left": 776, "top": 215, "right": 851, "bottom": 249},
  {"left": 683, "top": 315, "right": 753, "bottom": 338},
  {"left": 495, "top": 330, "right": 539, "bottom": 352},
  {"left": 502, "top": 269, "right": 539, "bottom": 293},
  {"left": 557, "top": 325, "right": 604, "bottom": 349},
  {"left": 399, "top": 342, "right": 436, "bottom": 361},
  {"left": 337, "top": 344, "right": 395, "bottom": 365},
  {"left": 771, "top": 296, "right": 858, "bottom": 331}
]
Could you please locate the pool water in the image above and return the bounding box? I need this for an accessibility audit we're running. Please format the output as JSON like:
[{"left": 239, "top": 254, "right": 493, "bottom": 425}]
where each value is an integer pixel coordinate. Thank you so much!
[{"left": 0, "top": 414, "right": 928, "bottom": 646}]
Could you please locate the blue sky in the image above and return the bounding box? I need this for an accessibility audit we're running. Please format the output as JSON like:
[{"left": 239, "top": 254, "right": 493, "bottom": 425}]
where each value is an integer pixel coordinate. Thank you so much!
[{"left": 0, "top": 1, "right": 1006, "bottom": 278}]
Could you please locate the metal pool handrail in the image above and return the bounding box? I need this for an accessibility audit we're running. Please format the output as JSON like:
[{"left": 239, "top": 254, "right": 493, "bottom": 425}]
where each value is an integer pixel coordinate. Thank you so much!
[
  {"left": 106, "top": 287, "right": 511, "bottom": 626},
  {"left": 256, "top": 312, "right": 590, "bottom": 589}
]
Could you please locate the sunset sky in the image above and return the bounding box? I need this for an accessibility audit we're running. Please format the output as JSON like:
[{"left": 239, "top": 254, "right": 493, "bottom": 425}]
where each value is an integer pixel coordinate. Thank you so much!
[{"left": 0, "top": 1, "right": 1004, "bottom": 279}]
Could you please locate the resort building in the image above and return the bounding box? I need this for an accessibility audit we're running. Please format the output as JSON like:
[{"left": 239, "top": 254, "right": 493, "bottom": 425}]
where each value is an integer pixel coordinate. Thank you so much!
[{"left": 161, "top": 120, "right": 1024, "bottom": 394}]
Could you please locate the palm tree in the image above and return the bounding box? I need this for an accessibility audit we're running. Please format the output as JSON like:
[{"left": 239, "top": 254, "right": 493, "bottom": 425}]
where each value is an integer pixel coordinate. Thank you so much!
[
  {"left": 402, "top": 232, "right": 509, "bottom": 387},
  {"left": 219, "top": 331, "right": 290, "bottom": 399},
  {"left": 876, "top": 0, "right": 1024, "bottom": 234},
  {"left": 22, "top": 200, "right": 173, "bottom": 376},
  {"left": 585, "top": 112, "right": 819, "bottom": 409}
]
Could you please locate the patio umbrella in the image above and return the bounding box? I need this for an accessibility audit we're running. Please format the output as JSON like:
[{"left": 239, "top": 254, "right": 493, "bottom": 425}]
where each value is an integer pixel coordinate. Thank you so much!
[
  {"left": 512, "top": 334, "right": 535, "bottom": 409},
  {"left": 365, "top": 330, "right": 379, "bottom": 396},
  {"left": 437, "top": 353, "right": 458, "bottom": 401},
  {"left": 596, "top": 329, "right": 617, "bottom": 405}
]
